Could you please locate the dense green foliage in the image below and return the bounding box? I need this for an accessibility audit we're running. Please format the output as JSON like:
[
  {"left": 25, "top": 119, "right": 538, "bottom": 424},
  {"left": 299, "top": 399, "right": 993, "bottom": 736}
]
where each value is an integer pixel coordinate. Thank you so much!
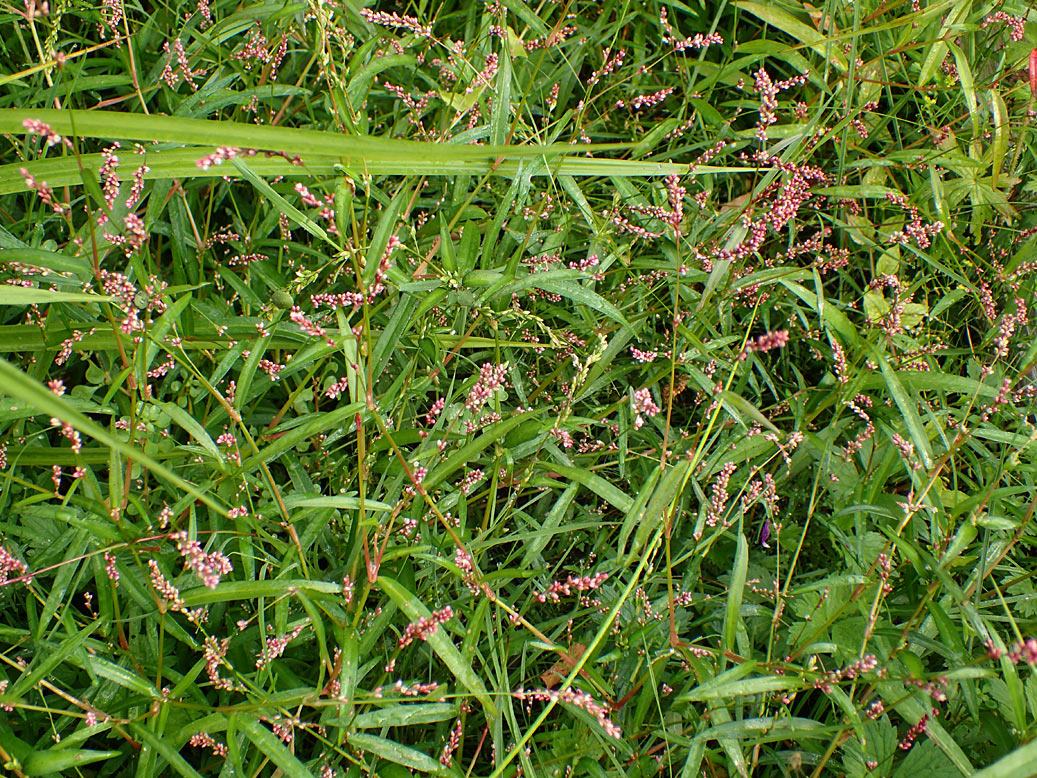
[{"left": 2, "top": 0, "right": 1037, "bottom": 776}]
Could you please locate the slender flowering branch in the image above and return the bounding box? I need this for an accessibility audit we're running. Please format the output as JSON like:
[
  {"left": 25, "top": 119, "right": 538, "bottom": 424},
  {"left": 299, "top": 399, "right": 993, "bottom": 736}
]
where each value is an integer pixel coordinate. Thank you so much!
[
  {"left": 398, "top": 606, "right": 453, "bottom": 648},
  {"left": 515, "top": 687, "right": 621, "bottom": 738}
]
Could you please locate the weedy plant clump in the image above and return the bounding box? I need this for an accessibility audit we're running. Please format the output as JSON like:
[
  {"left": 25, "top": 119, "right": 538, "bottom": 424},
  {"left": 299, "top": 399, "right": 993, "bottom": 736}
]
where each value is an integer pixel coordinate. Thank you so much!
[{"left": 1, "top": 0, "right": 1037, "bottom": 776}]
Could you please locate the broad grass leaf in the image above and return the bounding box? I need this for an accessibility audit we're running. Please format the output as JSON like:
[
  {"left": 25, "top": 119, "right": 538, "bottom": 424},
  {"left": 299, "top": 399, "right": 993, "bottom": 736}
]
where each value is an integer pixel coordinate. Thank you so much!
[
  {"left": 867, "top": 345, "right": 934, "bottom": 469},
  {"left": 181, "top": 579, "right": 340, "bottom": 607},
  {"left": 893, "top": 741, "right": 965, "bottom": 778},
  {"left": 0, "top": 358, "right": 226, "bottom": 515},
  {"left": 626, "top": 459, "right": 693, "bottom": 564},
  {"left": 878, "top": 685, "right": 973, "bottom": 776},
  {"left": 122, "top": 726, "right": 204, "bottom": 778},
  {"left": 482, "top": 271, "right": 635, "bottom": 336},
  {"left": 377, "top": 576, "right": 497, "bottom": 717},
  {"left": 86, "top": 657, "right": 162, "bottom": 699},
  {"left": 158, "top": 401, "right": 224, "bottom": 469},
  {"left": 424, "top": 413, "right": 531, "bottom": 491},
  {"left": 237, "top": 716, "right": 316, "bottom": 778},
  {"left": 11, "top": 619, "right": 98, "bottom": 698},
  {"left": 694, "top": 716, "right": 826, "bottom": 743},
  {"left": 232, "top": 157, "right": 335, "bottom": 247},
  {"left": 917, "top": 0, "right": 971, "bottom": 86},
  {"left": 282, "top": 494, "right": 393, "bottom": 512},
  {"left": 735, "top": 1, "right": 847, "bottom": 71},
  {"left": 536, "top": 462, "right": 632, "bottom": 513},
  {"left": 617, "top": 464, "right": 661, "bottom": 557},
  {"left": 348, "top": 733, "right": 457, "bottom": 776},
  {"left": 21, "top": 748, "right": 122, "bottom": 776},
  {"left": 0, "top": 247, "right": 91, "bottom": 277},
  {"left": 0, "top": 287, "right": 112, "bottom": 305},
  {"left": 723, "top": 532, "right": 749, "bottom": 658},
  {"left": 683, "top": 676, "right": 797, "bottom": 702},
  {"left": 780, "top": 279, "right": 859, "bottom": 346}
]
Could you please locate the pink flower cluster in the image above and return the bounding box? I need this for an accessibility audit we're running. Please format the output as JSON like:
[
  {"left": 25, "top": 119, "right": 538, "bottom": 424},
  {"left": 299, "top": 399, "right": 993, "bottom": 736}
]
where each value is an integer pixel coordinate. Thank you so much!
[
  {"left": 739, "top": 330, "right": 789, "bottom": 360},
  {"left": 325, "top": 376, "right": 350, "bottom": 399},
  {"left": 20, "top": 168, "right": 66, "bottom": 214},
  {"left": 1008, "top": 638, "right": 1037, "bottom": 665},
  {"left": 466, "top": 53, "right": 498, "bottom": 94},
  {"left": 99, "top": 143, "right": 120, "bottom": 210},
  {"left": 753, "top": 68, "right": 809, "bottom": 141},
  {"left": 368, "top": 235, "right": 400, "bottom": 299},
  {"left": 290, "top": 306, "right": 331, "bottom": 344},
  {"left": 454, "top": 548, "right": 479, "bottom": 594},
  {"left": 617, "top": 87, "right": 675, "bottom": 110},
  {"left": 196, "top": 146, "right": 252, "bottom": 170},
  {"left": 899, "top": 712, "right": 930, "bottom": 751},
  {"left": 466, "top": 362, "right": 509, "bottom": 412},
  {"left": 22, "top": 118, "right": 71, "bottom": 149},
  {"left": 424, "top": 397, "right": 445, "bottom": 426},
  {"left": 705, "top": 462, "right": 738, "bottom": 528},
  {"left": 227, "top": 253, "right": 266, "bottom": 266},
  {"left": 104, "top": 551, "right": 119, "bottom": 584},
  {"left": 982, "top": 11, "right": 1027, "bottom": 41},
  {"left": 148, "top": 560, "right": 206, "bottom": 624},
  {"left": 160, "top": 38, "right": 206, "bottom": 90},
  {"left": 632, "top": 387, "right": 660, "bottom": 429},
  {"left": 311, "top": 290, "right": 366, "bottom": 310},
  {"left": 440, "top": 718, "right": 464, "bottom": 766},
  {"left": 626, "top": 174, "right": 685, "bottom": 229},
  {"left": 398, "top": 605, "right": 453, "bottom": 648},
  {"left": 588, "top": 48, "right": 626, "bottom": 86},
  {"left": 0, "top": 545, "right": 28, "bottom": 586},
  {"left": 170, "top": 531, "right": 232, "bottom": 589},
  {"left": 885, "top": 192, "right": 943, "bottom": 248},
  {"left": 811, "top": 655, "right": 881, "bottom": 694},
  {"left": 372, "top": 679, "right": 439, "bottom": 698},
  {"left": 256, "top": 620, "right": 309, "bottom": 669},
  {"left": 99, "top": 0, "right": 122, "bottom": 40},
  {"left": 630, "top": 347, "right": 657, "bottom": 363},
  {"left": 189, "top": 732, "right": 227, "bottom": 757},
  {"left": 459, "top": 469, "right": 484, "bottom": 495},
  {"left": 992, "top": 296, "right": 1028, "bottom": 360},
  {"left": 842, "top": 394, "right": 875, "bottom": 459},
  {"left": 659, "top": 9, "right": 723, "bottom": 52},
  {"left": 359, "top": 8, "right": 432, "bottom": 37},
  {"left": 232, "top": 24, "right": 288, "bottom": 76},
  {"left": 515, "top": 687, "right": 620, "bottom": 738},
  {"left": 203, "top": 636, "right": 237, "bottom": 691},
  {"left": 535, "top": 572, "right": 608, "bottom": 603},
  {"left": 48, "top": 399, "right": 82, "bottom": 454}
]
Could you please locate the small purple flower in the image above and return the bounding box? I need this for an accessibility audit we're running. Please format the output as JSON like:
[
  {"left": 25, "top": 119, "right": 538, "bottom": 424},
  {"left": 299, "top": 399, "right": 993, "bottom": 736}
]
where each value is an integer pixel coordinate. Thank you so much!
[{"left": 759, "top": 518, "right": 771, "bottom": 548}]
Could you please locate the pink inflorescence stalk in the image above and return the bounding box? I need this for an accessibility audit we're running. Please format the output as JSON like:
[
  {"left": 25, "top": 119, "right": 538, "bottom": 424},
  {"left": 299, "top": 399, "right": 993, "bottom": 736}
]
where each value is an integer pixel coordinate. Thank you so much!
[
  {"left": 515, "top": 687, "right": 621, "bottom": 738},
  {"left": 170, "top": 531, "right": 232, "bottom": 589},
  {"left": 535, "top": 572, "right": 608, "bottom": 603},
  {"left": 398, "top": 605, "right": 453, "bottom": 648}
]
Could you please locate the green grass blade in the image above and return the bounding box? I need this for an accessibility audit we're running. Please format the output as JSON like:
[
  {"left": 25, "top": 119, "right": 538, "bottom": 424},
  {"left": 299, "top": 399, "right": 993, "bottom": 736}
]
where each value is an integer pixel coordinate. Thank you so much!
[
  {"left": 0, "top": 357, "right": 227, "bottom": 516},
  {"left": 378, "top": 576, "right": 497, "bottom": 717},
  {"left": 237, "top": 716, "right": 316, "bottom": 778}
]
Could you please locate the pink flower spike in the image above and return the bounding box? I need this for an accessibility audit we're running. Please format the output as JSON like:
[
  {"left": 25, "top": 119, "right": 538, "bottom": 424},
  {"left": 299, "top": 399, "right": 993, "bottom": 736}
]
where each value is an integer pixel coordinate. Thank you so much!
[
  {"left": 170, "top": 531, "right": 232, "bottom": 589},
  {"left": 0, "top": 546, "right": 28, "bottom": 586},
  {"left": 514, "top": 687, "right": 621, "bottom": 738},
  {"left": 398, "top": 606, "right": 453, "bottom": 648}
]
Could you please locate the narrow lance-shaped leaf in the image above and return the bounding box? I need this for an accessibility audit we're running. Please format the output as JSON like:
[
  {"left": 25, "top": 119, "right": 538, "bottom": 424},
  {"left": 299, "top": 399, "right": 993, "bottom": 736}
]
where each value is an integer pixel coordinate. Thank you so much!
[
  {"left": 0, "top": 357, "right": 227, "bottom": 516},
  {"left": 378, "top": 576, "right": 497, "bottom": 717}
]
